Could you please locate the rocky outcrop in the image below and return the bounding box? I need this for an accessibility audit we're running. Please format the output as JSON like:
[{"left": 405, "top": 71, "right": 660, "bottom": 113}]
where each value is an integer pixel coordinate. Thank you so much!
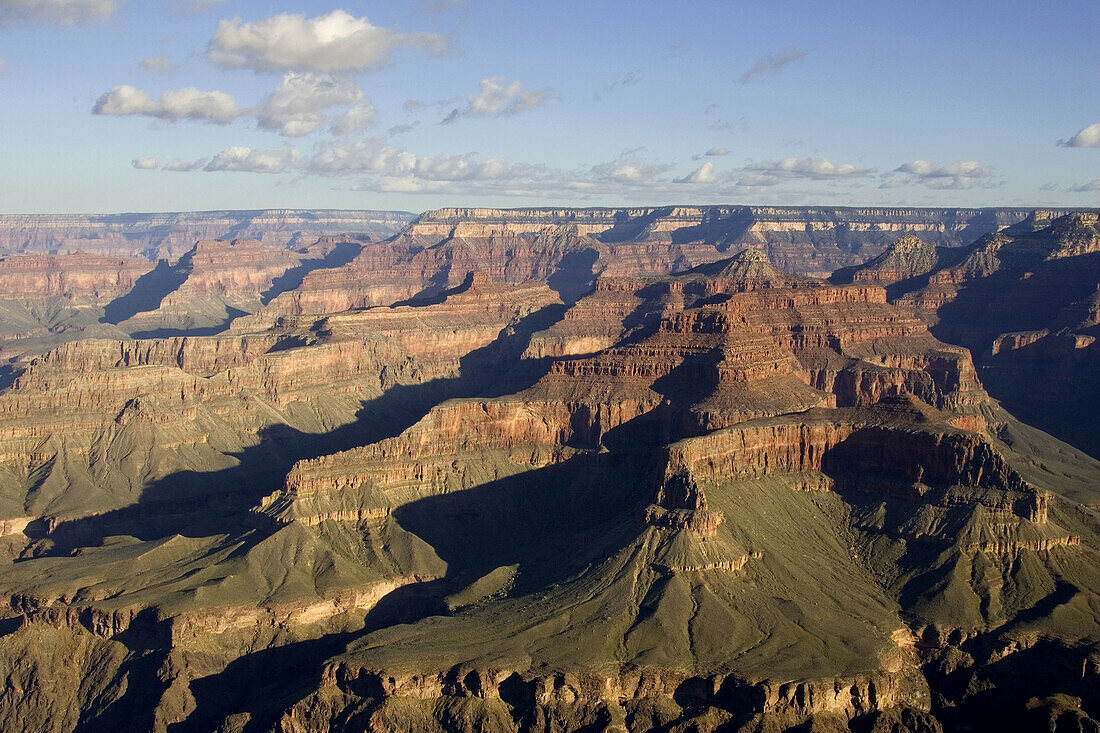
[
  {"left": 280, "top": 662, "right": 927, "bottom": 733},
  {"left": 0, "top": 252, "right": 153, "bottom": 301},
  {"left": 870, "top": 212, "right": 1100, "bottom": 458}
]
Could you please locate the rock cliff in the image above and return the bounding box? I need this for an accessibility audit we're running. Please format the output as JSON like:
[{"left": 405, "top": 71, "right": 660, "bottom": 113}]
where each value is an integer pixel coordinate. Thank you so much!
[{"left": 844, "top": 212, "right": 1100, "bottom": 458}]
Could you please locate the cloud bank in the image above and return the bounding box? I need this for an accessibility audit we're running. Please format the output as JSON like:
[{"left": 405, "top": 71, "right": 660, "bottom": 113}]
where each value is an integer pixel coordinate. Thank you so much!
[
  {"left": 442, "top": 77, "right": 548, "bottom": 123},
  {"left": 1059, "top": 123, "right": 1100, "bottom": 148},
  {"left": 94, "top": 85, "right": 240, "bottom": 124},
  {"left": 207, "top": 10, "right": 446, "bottom": 73}
]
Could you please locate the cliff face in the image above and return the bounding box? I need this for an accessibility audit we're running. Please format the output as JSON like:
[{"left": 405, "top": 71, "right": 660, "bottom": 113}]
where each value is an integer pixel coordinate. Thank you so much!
[
  {"left": 0, "top": 252, "right": 153, "bottom": 301},
  {"left": 410, "top": 205, "right": 1042, "bottom": 275},
  {"left": 846, "top": 212, "right": 1100, "bottom": 458},
  {"left": 258, "top": 205, "right": 1050, "bottom": 320},
  {"left": 0, "top": 272, "right": 560, "bottom": 520}
]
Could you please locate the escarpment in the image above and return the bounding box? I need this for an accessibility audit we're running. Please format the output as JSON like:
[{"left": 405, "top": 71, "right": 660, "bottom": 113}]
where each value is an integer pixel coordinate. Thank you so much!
[
  {"left": 0, "top": 226, "right": 1098, "bottom": 733},
  {"left": 256, "top": 205, "right": 1048, "bottom": 321},
  {"left": 0, "top": 252, "right": 154, "bottom": 301},
  {"left": 0, "top": 273, "right": 561, "bottom": 520},
  {"left": 845, "top": 212, "right": 1100, "bottom": 459}
]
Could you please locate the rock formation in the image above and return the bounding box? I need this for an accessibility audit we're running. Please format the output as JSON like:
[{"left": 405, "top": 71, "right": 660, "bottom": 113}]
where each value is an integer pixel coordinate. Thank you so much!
[
  {"left": 0, "top": 212, "right": 1097, "bottom": 732},
  {"left": 842, "top": 212, "right": 1100, "bottom": 458}
]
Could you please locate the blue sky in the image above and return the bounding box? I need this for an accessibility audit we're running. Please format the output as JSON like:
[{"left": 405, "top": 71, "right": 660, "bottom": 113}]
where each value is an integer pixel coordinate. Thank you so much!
[{"left": 0, "top": 0, "right": 1097, "bottom": 213}]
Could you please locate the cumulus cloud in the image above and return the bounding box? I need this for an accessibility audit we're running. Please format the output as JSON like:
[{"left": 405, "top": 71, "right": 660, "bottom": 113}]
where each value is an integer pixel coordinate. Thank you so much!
[
  {"left": 589, "top": 151, "right": 672, "bottom": 185},
  {"left": 674, "top": 161, "right": 718, "bottom": 184},
  {"left": 176, "top": 135, "right": 890, "bottom": 201},
  {"left": 93, "top": 85, "right": 240, "bottom": 124},
  {"left": 308, "top": 136, "right": 512, "bottom": 182},
  {"left": 139, "top": 55, "right": 176, "bottom": 75},
  {"left": 891, "top": 160, "right": 993, "bottom": 189},
  {"left": 737, "top": 156, "right": 875, "bottom": 186},
  {"left": 162, "top": 158, "right": 207, "bottom": 172},
  {"left": 442, "top": 77, "right": 548, "bottom": 123},
  {"left": 739, "top": 49, "right": 806, "bottom": 84},
  {"left": 205, "top": 146, "right": 302, "bottom": 173},
  {"left": 207, "top": 10, "right": 446, "bottom": 73},
  {"left": 300, "top": 137, "right": 682, "bottom": 198},
  {"left": 1058, "top": 123, "right": 1100, "bottom": 148},
  {"left": 332, "top": 102, "right": 377, "bottom": 136},
  {"left": 257, "top": 72, "right": 374, "bottom": 137},
  {"left": 0, "top": 0, "right": 120, "bottom": 25},
  {"left": 131, "top": 157, "right": 157, "bottom": 170}
]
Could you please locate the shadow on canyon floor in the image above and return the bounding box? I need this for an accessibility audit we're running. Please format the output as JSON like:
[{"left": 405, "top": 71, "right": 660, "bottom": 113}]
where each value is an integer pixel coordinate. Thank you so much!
[
  {"left": 260, "top": 240, "right": 364, "bottom": 306},
  {"left": 23, "top": 303, "right": 568, "bottom": 556},
  {"left": 100, "top": 259, "right": 191, "bottom": 326},
  {"left": 168, "top": 448, "right": 660, "bottom": 732}
]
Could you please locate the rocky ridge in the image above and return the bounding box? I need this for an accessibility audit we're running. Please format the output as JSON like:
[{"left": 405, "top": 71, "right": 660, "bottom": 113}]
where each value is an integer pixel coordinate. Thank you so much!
[{"left": 841, "top": 212, "right": 1100, "bottom": 458}]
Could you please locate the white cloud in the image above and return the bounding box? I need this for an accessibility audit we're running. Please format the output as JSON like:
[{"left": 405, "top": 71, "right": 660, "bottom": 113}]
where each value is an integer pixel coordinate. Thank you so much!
[
  {"left": 589, "top": 151, "right": 671, "bottom": 185},
  {"left": 891, "top": 159, "right": 993, "bottom": 189},
  {"left": 257, "top": 72, "right": 373, "bottom": 137},
  {"left": 1059, "top": 123, "right": 1100, "bottom": 148},
  {"left": 308, "top": 136, "right": 512, "bottom": 183},
  {"left": 674, "top": 161, "right": 718, "bottom": 184},
  {"left": 332, "top": 103, "right": 377, "bottom": 136},
  {"left": 0, "top": 0, "right": 120, "bottom": 25},
  {"left": 180, "top": 137, "right": 889, "bottom": 202},
  {"left": 131, "top": 157, "right": 157, "bottom": 170},
  {"left": 162, "top": 158, "right": 207, "bottom": 172},
  {"left": 204, "top": 146, "right": 302, "bottom": 173},
  {"left": 93, "top": 85, "right": 240, "bottom": 124},
  {"left": 0, "top": 56, "right": 5, "bottom": 74},
  {"left": 139, "top": 55, "right": 176, "bottom": 75},
  {"left": 738, "top": 156, "right": 875, "bottom": 186},
  {"left": 442, "top": 76, "right": 548, "bottom": 123},
  {"left": 207, "top": 10, "right": 446, "bottom": 73},
  {"left": 740, "top": 49, "right": 806, "bottom": 84},
  {"left": 467, "top": 77, "right": 546, "bottom": 116}
]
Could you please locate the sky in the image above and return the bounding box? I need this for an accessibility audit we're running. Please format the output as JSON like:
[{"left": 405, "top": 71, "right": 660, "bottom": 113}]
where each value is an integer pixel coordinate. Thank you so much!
[{"left": 0, "top": 0, "right": 1097, "bottom": 214}]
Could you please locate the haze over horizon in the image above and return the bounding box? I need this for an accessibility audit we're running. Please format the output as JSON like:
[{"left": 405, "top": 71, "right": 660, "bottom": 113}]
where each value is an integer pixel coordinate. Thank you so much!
[{"left": 1, "top": 0, "right": 1098, "bottom": 214}]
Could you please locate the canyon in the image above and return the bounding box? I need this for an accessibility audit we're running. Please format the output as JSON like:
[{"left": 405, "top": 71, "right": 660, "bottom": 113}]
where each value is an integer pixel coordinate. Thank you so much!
[{"left": 0, "top": 206, "right": 1096, "bottom": 732}]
